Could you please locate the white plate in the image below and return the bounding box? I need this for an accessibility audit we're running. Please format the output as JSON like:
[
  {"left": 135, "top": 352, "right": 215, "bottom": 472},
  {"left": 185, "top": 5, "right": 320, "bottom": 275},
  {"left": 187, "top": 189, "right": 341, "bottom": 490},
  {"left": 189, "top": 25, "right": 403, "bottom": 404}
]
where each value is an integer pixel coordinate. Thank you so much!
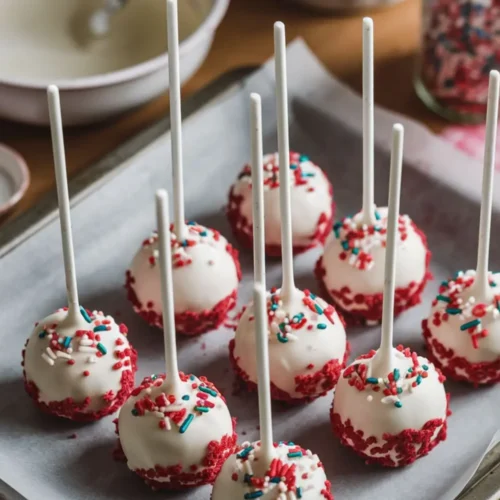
[
  {"left": 0, "top": 144, "right": 30, "bottom": 216},
  {"left": 0, "top": 0, "right": 229, "bottom": 125}
]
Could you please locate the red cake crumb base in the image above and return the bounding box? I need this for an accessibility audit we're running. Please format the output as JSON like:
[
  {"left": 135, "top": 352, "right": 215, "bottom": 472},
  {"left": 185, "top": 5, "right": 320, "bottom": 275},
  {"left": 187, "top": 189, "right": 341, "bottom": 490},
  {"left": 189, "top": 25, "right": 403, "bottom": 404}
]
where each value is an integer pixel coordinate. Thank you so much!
[
  {"left": 229, "top": 338, "right": 350, "bottom": 404},
  {"left": 125, "top": 244, "right": 241, "bottom": 336},
  {"left": 115, "top": 418, "right": 237, "bottom": 490},
  {"left": 330, "top": 394, "right": 450, "bottom": 468},
  {"left": 226, "top": 185, "right": 335, "bottom": 257},
  {"left": 22, "top": 345, "right": 138, "bottom": 422},
  {"left": 422, "top": 319, "right": 500, "bottom": 386},
  {"left": 315, "top": 255, "right": 432, "bottom": 326}
]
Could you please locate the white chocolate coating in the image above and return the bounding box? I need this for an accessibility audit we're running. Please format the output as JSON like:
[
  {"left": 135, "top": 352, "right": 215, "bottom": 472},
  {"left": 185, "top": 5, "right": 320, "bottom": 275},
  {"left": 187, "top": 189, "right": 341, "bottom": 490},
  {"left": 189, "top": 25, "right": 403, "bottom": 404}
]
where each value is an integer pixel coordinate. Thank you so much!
[
  {"left": 333, "top": 347, "right": 447, "bottom": 463},
  {"left": 229, "top": 152, "right": 333, "bottom": 248},
  {"left": 321, "top": 208, "right": 427, "bottom": 314},
  {"left": 128, "top": 222, "right": 239, "bottom": 316},
  {"left": 233, "top": 289, "right": 347, "bottom": 399},
  {"left": 425, "top": 270, "right": 500, "bottom": 373},
  {"left": 23, "top": 308, "right": 133, "bottom": 414},
  {"left": 212, "top": 441, "right": 330, "bottom": 499},
  {"left": 118, "top": 374, "right": 234, "bottom": 484}
]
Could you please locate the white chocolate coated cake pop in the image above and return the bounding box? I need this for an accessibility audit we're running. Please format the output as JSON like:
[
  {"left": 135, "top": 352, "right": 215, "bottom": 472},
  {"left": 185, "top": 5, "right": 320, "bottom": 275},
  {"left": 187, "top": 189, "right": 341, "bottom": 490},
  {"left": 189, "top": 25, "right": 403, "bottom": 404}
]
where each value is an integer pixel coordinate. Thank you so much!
[
  {"left": 227, "top": 151, "right": 334, "bottom": 257},
  {"left": 332, "top": 124, "right": 449, "bottom": 467},
  {"left": 22, "top": 86, "right": 136, "bottom": 421},
  {"left": 423, "top": 71, "right": 500, "bottom": 386},
  {"left": 316, "top": 20, "right": 430, "bottom": 325},
  {"left": 118, "top": 188, "right": 236, "bottom": 489},
  {"left": 126, "top": 0, "right": 240, "bottom": 335}
]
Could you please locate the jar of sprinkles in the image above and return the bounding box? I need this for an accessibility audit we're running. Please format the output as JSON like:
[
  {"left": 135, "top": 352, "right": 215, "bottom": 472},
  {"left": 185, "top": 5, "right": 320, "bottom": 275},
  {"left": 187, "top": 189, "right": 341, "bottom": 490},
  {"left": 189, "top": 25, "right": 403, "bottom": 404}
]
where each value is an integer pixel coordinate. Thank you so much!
[{"left": 415, "top": 0, "right": 500, "bottom": 122}]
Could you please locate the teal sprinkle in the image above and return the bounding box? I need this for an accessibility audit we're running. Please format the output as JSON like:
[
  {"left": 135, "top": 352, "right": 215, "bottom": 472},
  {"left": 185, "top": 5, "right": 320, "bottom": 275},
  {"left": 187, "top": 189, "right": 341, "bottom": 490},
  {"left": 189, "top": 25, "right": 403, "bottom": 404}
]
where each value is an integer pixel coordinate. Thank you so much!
[
  {"left": 182, "top": 395, "right": 190, "bottom": 401},
  {"left": 461, "top": 319, "right": 481, "bottom": 331},
  {"left": 179, "top": 414, "right": 194, "bottom": 433},
  {"left": 393, "top": 368, "right": 400, "bottom": 381},
  {"left": 394, "top": 401, "right": 403, "bottom": 408},
  {"left": 333, "top": 222, "right": 343, "bottom": 231},
  {"left": 292, "top": 313, "right": 304, "bottom": 324},
  {"left": 190, "top": 375, "right": 195, "bottom": 381},
  {"left": 195, "top": 406, "right": 209, "bottom": 413},
  {"left": 366, "top": 377, "right": 379, "bottom": 384},
  {"left": 237, "top": 446, "right": 254, "bottom": 459},
  {"left": 422, "top": 365, "right": 429, "bottom": 371},
  {"left": 200, "top": 231, "right": 207, "bottom": 236},
  {"left": 416, "top": 375, "right": 423, "bottom": 385},
  {"left": 270, "top": 477, "right": 281, "bottom": 483},
  {"left": 80, "top": 307, "right": 92, "bottom": 323},
  {"left": 491, "top": 281, "right": 497, "bottom": 288},
  {"left": 352, "top": 247, "right": 359, "bottom": 255},
  {"left": 38, "top": 330, "right": 47, "bottom": 339},
  {"left": 151, "top": 374, "right": 158, "bottom": 381},
  {"left": 446, "top": 308, "right": 461, "bottom": 315},
  {"left": 436, "top": 295, "right": 451, "bottom": 303},
  {"left": 454, "top": 271, "right": 461, "bottom": 279},
  {"left": 277, "top": 332, "right": 289, "bottom": 343},
  {"left": 182, "top": 240, "right": 188, "bottom": 247},
  {"left": 397, "top": 387, "right": 403, "bottom": 394},
  {"left": 187, "top": 221, "right": 196, "bottom": 226},
  {"left": 94, "top": 325, "right": 107, "bottom": 332},
  {"left": 244, "top": 474, "right": 253, "bottom": 484},
  {"left": 341, "top": 240, "right": 350, "bottom": 251},
  {"left": 289, "top": 442, "right": 295, "bottom": 445},
  {"left": 310, "top": 293, "right": 316, "bottom": 299},
  {"left": 63, "top": 336, "right": 72, "bottom": 348},
  {"left": 199, "top": 385, "right": 217, "bottom": 397},
  {"left": 244, "top": 492, "right": 263, "bottom": 499},
  {"left": 287, "top": 451, "right": 303, "bottom": 458},
  {"left": 299, "top": 155, "right": 309, "bottom": 162},
  {"left": 441, "top": 280, "right": 449, "bottom": 287},
  {"left": 408, "top": 367, "right": 413, "bottom": 373},
  {"left": 375, "top": 211, "right": 381, "bottom": 220},
  {"left": 496, "top": 299, "right": 500, "bottom": 313},
  {"left": 131, "top": 408, "right": 139, "bottom": 416},
  {"left": 314, "top": 304, "right": 323, "bottom": 314},
  {"left": 96, "top": 343, "right": 107, "bottom": 355},
  {"left": 297, "top": 487, "right": 303, "bottom": 499},
  {"left": 317, "top": 323, "right": 327, "bottom": 330},
  {"left": 334, "top": 228, "right": 340, "bottom": 238},
  {"left": 271, "top": 304, "right": 278, "bottom": 311},
  {"left": 290, "top": 164, "right": 298, "bottom": 170},
  {"left": 302, "top": 172, "right": 315, "bottom": 178}
]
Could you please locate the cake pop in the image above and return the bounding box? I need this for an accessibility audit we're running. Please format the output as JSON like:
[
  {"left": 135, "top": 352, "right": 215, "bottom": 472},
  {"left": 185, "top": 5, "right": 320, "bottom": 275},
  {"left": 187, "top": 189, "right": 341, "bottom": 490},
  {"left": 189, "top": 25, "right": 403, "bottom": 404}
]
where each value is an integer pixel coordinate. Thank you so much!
[
  {"left": 423, "top": 70, "right": 500, "bottom": 386},
  {"left": 118, "top": 189, "right": 237, "bottom": 489},
  {"left": 22, "top": 86, "right": 137, "bottom": 422},
  {"left": 331, "top": 124, "right": 449, "bottom": 467},
  {"left": 126, "top": 0, "right": 241, "bottom": 335},
  {"left": 213, "top": 282, "right": 333, "bottom": 499},
  {"left": 230, "top": 37, "right": 348, "bottom": 405},
  {"left": 316, "top": 19, "right": 431, "bottom": 325}
]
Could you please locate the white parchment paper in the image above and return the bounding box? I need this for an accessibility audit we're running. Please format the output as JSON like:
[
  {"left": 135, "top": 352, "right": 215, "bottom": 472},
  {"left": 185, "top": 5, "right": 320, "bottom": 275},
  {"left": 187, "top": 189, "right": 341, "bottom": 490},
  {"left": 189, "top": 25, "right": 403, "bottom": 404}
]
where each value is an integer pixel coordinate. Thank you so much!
[{"left": 0, "top": 40, "right": 499, "bottom": 500}]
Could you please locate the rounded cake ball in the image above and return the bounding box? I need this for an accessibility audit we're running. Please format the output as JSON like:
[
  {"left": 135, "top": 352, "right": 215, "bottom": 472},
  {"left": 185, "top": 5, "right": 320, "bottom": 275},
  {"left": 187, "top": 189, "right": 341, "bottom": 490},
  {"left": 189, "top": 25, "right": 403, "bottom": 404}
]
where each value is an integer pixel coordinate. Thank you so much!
[
  {"left": 316, "top": 208, "right": 432, "bottom": 325},
  {"left": 126, "top": 222, "right": 241, "bottom": 335},
  {"left": 22, "top": 307, "right": 137, "bottom": 421},
  {"left": 230, "top": 288, "right": 349, "bottom": 403},
  {"left": 331, "top": 346, "right": 449, "bottom": 467},
  {"left": 227, "top": 152, "right": 335, "bottom": 256},
  {"left": 423, "top": 270, "right": 500, "bottom": 385},
  {"left": 117, "top": 372, "right": 237, "bottom": 489},
  {"left": 212, "top": 440, "right": 333, "bottom": 500}
]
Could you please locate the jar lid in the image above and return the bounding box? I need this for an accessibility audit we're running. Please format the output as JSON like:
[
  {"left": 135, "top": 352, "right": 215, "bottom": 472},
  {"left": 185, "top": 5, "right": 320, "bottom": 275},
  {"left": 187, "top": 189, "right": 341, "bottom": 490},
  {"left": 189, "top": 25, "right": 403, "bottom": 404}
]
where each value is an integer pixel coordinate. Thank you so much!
[{"left": 0, "top": 144, "right": 30, "bottom": 216}]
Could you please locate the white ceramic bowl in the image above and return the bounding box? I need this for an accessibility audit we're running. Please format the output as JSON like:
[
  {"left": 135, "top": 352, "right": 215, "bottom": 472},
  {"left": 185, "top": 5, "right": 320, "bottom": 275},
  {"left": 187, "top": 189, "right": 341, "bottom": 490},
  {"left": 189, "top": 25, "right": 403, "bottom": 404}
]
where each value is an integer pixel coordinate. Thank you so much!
[
  {"left": 0, "top": 144, "right": 30, "bottom": 216},
  {"left": 0, "top": 0, "right": 229, "bottom": 126}
]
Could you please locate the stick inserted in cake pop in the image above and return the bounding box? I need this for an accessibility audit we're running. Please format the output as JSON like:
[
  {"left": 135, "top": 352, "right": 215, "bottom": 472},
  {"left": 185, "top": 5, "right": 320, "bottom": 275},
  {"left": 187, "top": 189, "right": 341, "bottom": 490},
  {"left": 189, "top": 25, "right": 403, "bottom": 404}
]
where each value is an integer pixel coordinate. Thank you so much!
[
  {"left": 474, "top": 70, "right": 500, "bottom": 300},
  {"left": 275, "top": 21, "right": 296, "bottom": 305},
  {"left": 372, "top": 123, "right": 404, "bottom": 376},
  {"left": 167, "top": 0, "right": 186, "bottom": 242},
  {"left": 251, "top": 93, "right": 265, "bottom": 287},
  {"left": 362, "top": 17, "right": 375, "bottom": 225},
  {"left": 47, "top": 85, "right": 80, "bottom": 325},
  {"left": 156, "top": 189, "right": 181, "bottom": 395}
]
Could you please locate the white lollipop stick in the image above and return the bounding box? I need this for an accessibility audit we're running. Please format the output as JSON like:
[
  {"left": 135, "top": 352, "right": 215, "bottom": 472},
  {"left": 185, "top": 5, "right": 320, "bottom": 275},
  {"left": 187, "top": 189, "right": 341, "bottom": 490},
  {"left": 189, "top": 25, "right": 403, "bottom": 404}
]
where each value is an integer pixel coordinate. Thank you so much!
[
  {"left": 251, "top": 93, "right": 265, "bottom": 287},
  {"left": 362, "top": 18, "right": 375, "bottom": 225},
  {"left": 156, "top": 189, "right": 182, "bottom": 395},
  {"left": 274, "top": 21, "right": 296, "bottom": 304},
  {"left": 373, "top": 124, "right": 404, "bottom": 376},
  {"left": 47, "top": 86, "right": 80, "bottom": 324},
  {"left": 474, "top": 70, "right": 500, "bottom": 299},
  {"left": 253, "top": 283, "right": 275, "bottom": 466},
  {"left": 166, "top": 0, "right": 186, "bottom": 242}
]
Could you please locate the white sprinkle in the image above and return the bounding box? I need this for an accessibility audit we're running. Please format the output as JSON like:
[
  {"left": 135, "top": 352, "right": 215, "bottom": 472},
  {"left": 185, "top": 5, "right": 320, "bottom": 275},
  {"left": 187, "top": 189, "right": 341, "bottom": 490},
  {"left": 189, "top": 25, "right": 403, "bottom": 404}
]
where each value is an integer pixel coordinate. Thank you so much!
[
  {"left": 367, "top": 394, "right": 373, "bottom": 402},
  {"left": 46, "top": 347, "right": 57, "bottom": 359},
  {"left": 56, "top": 351, "right": 72, "bottom": 359},
  {"left": 78, "top": 346, "right": 97, "bottom": 353},
  {"left": 154, "top": 411, "right": 164, "bottom": 418},
  {"left": 67, "top": 348, "right": 73, "bottom": 354},
  {"left": 164, "top": 417, "right": 171, "bottom": 431},
  {"left": 87, "top": 356, "right": 97, "bottom": 364},
  {"left": 79, "top": 339, "right": 94, "bottom": 346},
  {"left": 41, "top": 353, "right": 55, "bottom": 366}
]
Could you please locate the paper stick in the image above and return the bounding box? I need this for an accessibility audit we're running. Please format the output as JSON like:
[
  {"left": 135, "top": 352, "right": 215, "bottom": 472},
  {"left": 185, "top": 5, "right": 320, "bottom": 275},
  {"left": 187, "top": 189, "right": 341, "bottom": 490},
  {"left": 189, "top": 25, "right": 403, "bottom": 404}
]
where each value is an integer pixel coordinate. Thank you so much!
[
  {"left": 47, "top": 86, "right": 80, "bottom": 323},
  {"left": 156, "top": 189, "right": 181, "bottom": 395}
]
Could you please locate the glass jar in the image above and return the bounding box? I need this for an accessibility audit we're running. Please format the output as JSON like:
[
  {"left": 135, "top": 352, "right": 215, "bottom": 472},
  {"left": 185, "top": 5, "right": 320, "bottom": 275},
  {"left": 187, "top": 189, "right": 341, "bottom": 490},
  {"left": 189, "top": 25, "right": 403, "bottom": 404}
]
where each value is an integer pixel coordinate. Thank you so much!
[{"left": 415, "top": 0, "right": 500, "bottom": 123}]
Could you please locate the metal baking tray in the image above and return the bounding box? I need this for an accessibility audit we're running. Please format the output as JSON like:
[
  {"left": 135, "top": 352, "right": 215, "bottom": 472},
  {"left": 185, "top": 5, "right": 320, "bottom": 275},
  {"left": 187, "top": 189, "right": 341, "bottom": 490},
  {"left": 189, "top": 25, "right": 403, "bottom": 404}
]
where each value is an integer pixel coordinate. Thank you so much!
[{"left": 0, "top": 65, "right": 499, "bottom": 500}]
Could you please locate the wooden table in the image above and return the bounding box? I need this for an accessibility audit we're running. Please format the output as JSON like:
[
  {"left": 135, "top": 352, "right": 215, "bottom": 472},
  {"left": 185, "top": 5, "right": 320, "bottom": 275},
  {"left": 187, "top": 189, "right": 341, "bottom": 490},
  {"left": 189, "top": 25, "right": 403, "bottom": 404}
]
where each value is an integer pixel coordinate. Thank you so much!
[{"left": 1, "top": 0, "right": 446, "bottom": 225}]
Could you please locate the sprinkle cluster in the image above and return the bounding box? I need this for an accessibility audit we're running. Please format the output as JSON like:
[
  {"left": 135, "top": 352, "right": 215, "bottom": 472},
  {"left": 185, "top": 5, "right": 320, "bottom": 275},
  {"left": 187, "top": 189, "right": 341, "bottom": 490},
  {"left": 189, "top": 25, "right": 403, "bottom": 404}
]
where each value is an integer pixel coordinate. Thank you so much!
[
  {"left": 332, "top": 211, "right": 409, "bottom": 271},
  {"left": 230, "top": 441, "right": 326, "bottom": 499},
  {"left": 141, "top": 222, "right": 222, "bottom": 269},
  {"left": 431, "top": 270, "right": 500, "bottom": 349},
  {"left": 420, "top": 0, "right": 500, "bottom": 115},
  {"left": 343, "top": 346, "right": 440, "bottom": 408},
  {"left": 250, "top": 289, "right": 337, "bottom": 344},
  {"left": 238, "top": 152, "right": 322, "bottom": 193},
  {"left": 37, "top": 307, "right": 131, "bottom": 376},
  {"left": 130, "top": 373, "right": 221, "bottom": 433}
]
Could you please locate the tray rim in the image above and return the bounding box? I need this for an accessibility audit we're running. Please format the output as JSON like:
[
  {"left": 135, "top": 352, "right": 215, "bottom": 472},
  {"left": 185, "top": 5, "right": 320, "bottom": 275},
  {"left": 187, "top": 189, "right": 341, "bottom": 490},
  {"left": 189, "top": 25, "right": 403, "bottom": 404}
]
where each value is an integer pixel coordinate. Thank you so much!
[{"left": 0, "top": 64, "right": 499, "bottom": 500}]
